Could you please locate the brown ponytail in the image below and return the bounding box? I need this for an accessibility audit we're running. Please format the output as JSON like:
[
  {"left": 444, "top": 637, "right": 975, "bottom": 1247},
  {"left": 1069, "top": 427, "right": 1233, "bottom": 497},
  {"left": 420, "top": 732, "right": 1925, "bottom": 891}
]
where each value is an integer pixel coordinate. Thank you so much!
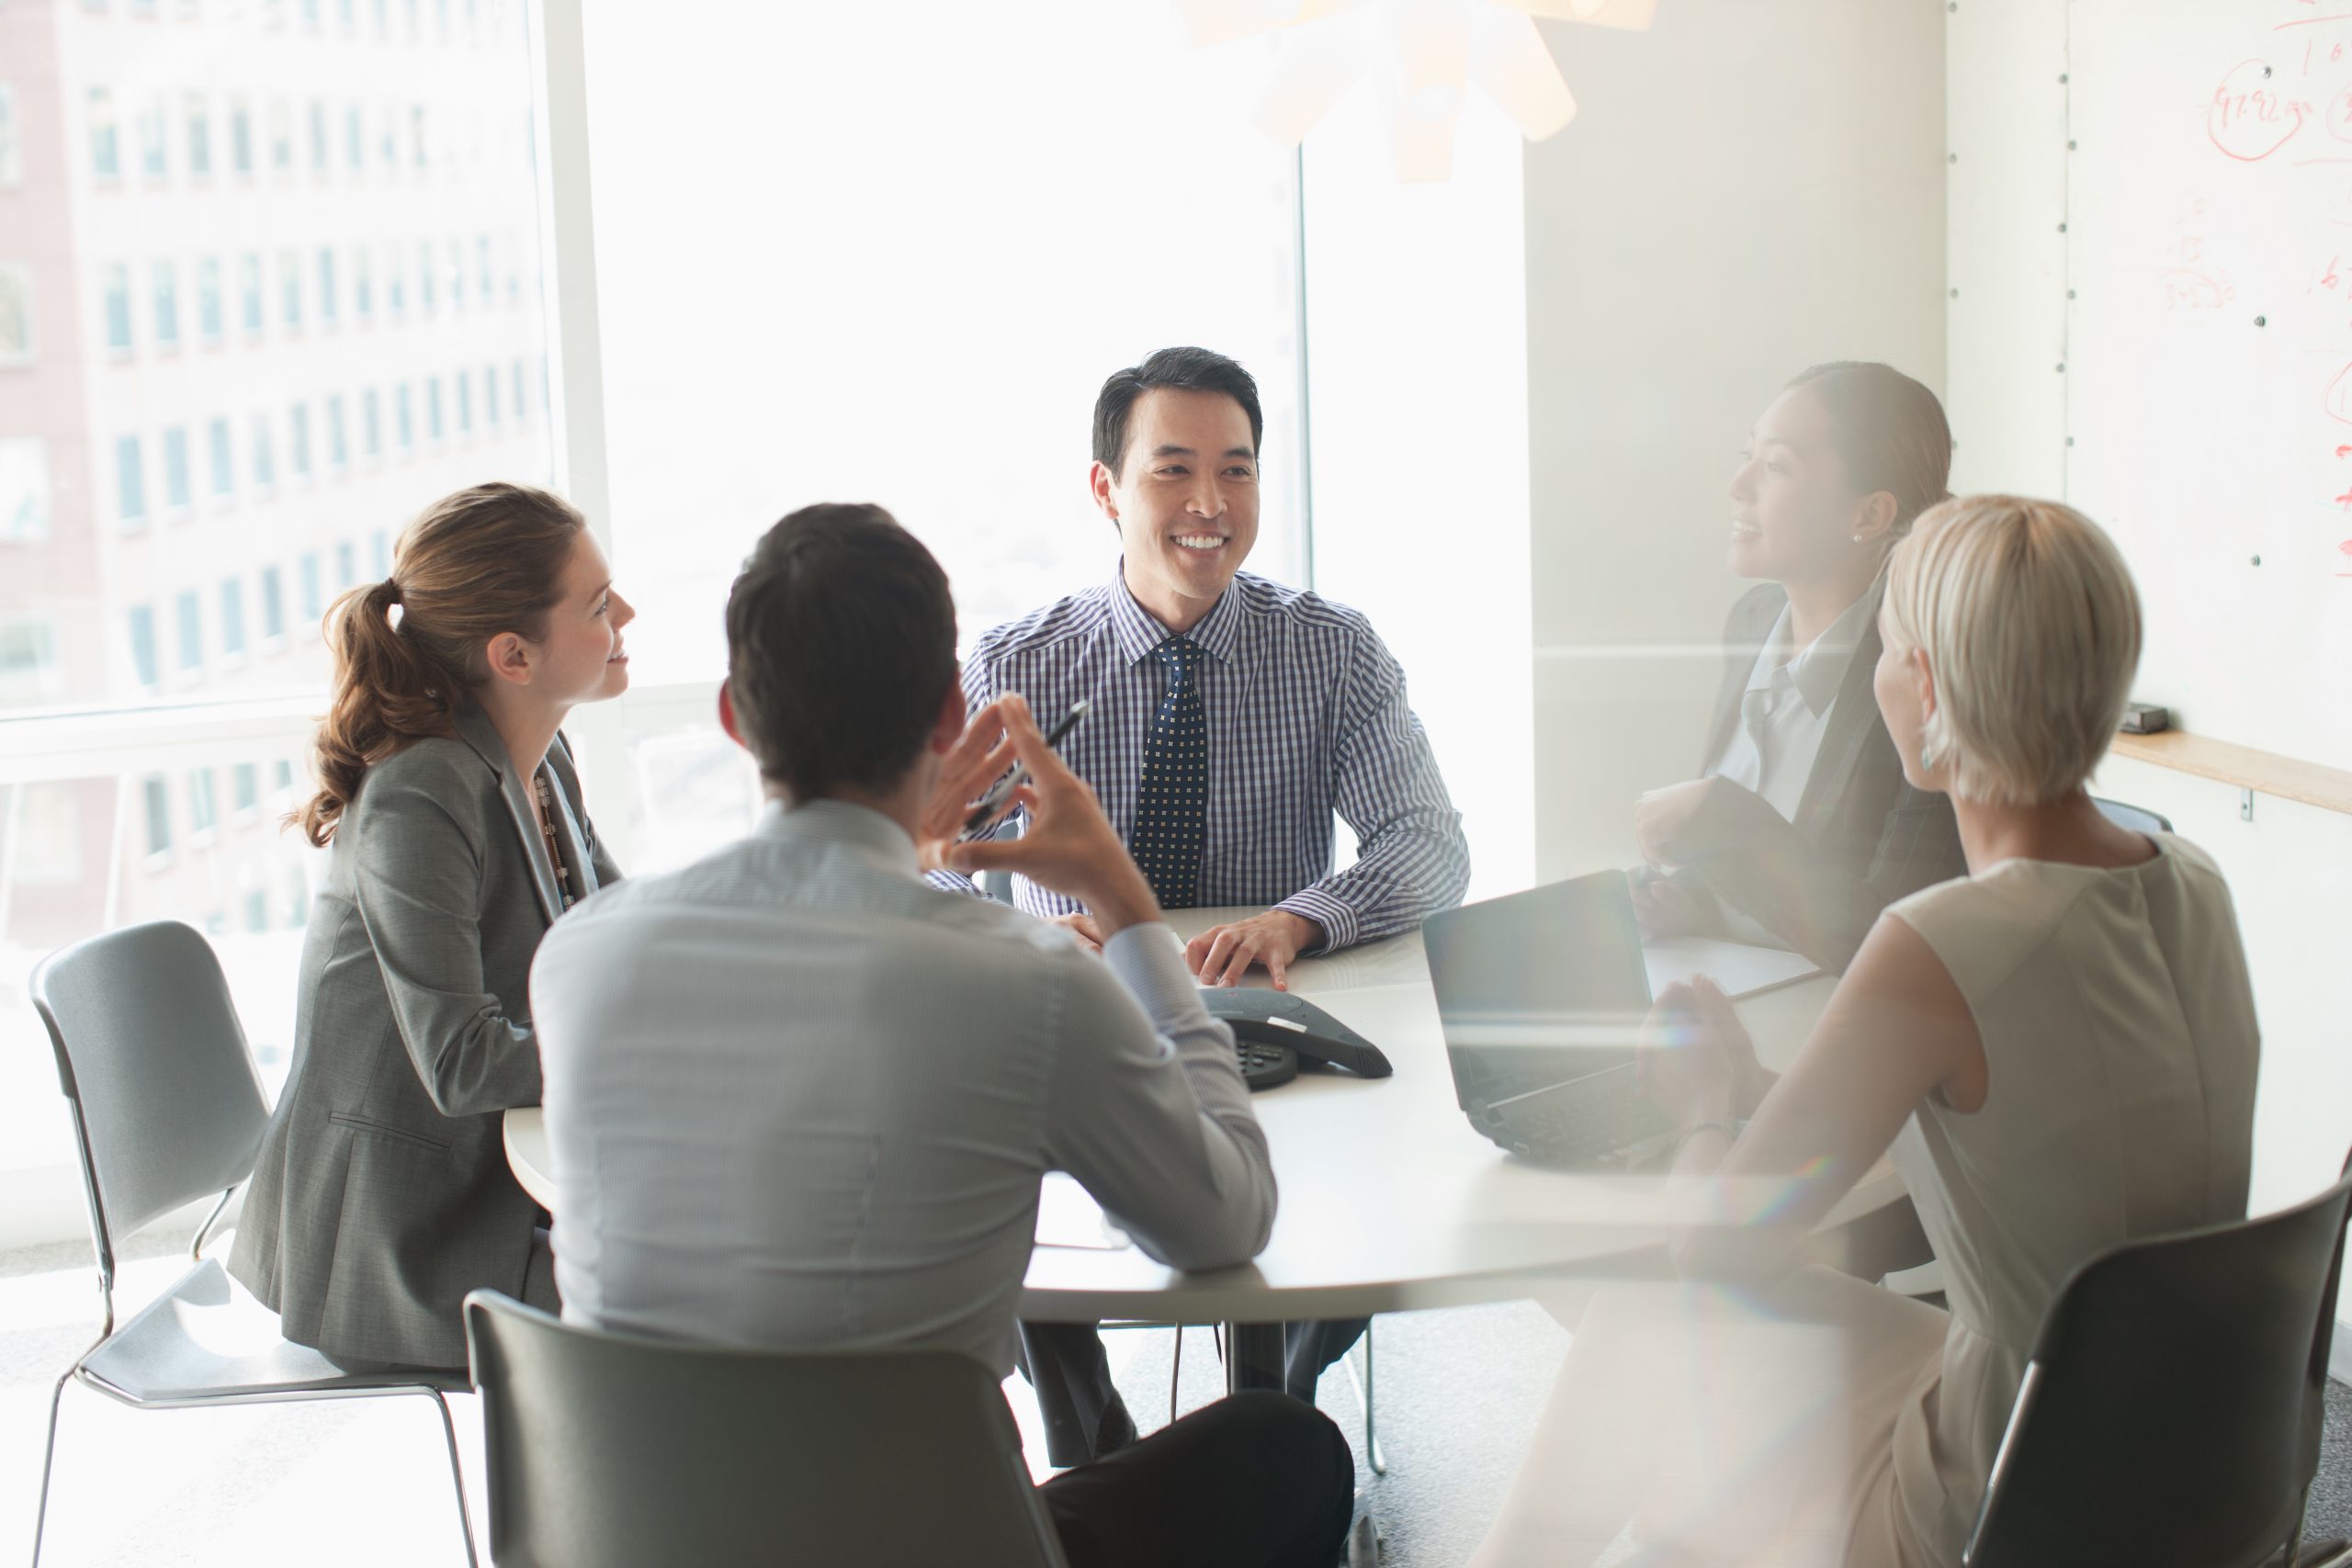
[
  {"left": 298, "top": 482, "right": 586, "bottom": 846},
  {"left": 1783, "top": 362, "right": 1954, "bottom": 536}
]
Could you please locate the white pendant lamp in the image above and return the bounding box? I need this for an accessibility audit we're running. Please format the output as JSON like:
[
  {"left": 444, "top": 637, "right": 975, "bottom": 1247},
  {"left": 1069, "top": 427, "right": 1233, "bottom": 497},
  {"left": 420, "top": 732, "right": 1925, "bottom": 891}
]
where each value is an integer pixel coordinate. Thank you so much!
[{"left": 1176, "top": 0, "right": 1657, "bottom": 182}]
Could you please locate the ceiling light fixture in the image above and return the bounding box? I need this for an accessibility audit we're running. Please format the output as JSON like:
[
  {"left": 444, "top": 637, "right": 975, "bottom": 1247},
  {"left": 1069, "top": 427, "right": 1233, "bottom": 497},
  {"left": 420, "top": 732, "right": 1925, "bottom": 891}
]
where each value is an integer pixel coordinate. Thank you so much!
[{"left": 1177, "top": 0, "right": 1657, "bottom": 183}]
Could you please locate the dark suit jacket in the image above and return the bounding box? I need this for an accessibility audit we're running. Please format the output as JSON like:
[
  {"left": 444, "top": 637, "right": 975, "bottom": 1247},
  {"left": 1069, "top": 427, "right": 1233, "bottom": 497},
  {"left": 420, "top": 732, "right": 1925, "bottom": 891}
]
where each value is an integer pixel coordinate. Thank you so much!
[
  {"left": 1682, "top": 581, "right": 1965, "bottom": 972},
  {"left": 231, "top": 703, "right": 617, "bottom": 1367}
]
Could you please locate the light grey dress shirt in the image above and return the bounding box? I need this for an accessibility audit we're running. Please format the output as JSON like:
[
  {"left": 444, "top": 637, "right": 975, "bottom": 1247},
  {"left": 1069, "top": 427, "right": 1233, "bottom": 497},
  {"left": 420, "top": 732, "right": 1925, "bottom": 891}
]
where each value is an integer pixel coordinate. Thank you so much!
[{"left": 529, "top": 799, "right": 1275, "bottom": 1377}]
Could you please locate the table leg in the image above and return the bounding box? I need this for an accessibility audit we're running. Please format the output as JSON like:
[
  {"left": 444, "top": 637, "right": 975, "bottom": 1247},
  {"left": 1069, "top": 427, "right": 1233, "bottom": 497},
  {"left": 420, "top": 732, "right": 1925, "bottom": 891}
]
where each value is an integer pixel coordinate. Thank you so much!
[{"left": 1225, "top": 1320, "right": 1286, "bottom": 1394}]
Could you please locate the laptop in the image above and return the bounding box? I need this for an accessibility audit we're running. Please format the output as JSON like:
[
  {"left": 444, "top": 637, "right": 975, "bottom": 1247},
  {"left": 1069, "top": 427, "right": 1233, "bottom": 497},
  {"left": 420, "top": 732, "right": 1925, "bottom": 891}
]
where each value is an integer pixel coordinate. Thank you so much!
[{"left": 1424, "top": 871, "right": 1677, "bottom": 1169}]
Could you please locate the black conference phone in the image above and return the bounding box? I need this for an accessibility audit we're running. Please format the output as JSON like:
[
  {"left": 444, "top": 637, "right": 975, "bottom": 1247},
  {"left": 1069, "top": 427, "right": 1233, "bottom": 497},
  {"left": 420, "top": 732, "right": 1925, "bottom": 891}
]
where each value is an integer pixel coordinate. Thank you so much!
[{"left": 1199, "top": 987, "right": 1394, "bottom": 1091}]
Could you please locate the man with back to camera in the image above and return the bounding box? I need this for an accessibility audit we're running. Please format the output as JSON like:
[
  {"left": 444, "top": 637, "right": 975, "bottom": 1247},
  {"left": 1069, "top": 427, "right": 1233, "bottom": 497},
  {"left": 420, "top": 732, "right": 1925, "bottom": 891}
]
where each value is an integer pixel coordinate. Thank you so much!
[
  {"left": 529, "top": 504, "right": 1354, "bottom": 1568},
  {"left": 932, "top": 345, "right": 1473, "bottom": 1461}
]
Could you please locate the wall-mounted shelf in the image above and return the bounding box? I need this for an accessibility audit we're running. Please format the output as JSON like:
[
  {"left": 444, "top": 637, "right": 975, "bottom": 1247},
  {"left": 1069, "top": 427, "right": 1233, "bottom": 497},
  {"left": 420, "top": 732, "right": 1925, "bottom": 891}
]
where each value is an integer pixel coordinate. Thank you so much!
[{"left": 2110, "top": 731, "right": 2352, "bottom": 818}]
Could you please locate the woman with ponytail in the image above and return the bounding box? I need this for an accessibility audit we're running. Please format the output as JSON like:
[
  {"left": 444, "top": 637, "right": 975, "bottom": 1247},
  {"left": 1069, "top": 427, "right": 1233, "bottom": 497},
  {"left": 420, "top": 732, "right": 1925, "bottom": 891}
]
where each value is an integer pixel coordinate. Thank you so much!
[
  {"left": 1627, "top": 362, "right": 1970, "bottom": 972},
  {"left": 232, "top": 481, "right": 632, "bottom": 1369}
]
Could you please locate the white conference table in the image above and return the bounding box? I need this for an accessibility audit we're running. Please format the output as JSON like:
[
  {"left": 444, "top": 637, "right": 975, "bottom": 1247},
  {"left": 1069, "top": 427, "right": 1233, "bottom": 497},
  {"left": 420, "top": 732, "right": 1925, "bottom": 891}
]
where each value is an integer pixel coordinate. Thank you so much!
[{"left": 504, "top": 906, "right": 1902, "bottom": 1393}]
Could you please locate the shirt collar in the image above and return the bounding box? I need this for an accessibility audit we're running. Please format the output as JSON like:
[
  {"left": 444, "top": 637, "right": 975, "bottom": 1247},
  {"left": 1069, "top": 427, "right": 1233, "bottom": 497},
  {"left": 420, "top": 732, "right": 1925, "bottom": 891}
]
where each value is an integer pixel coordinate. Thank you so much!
[
  {"left": 1747, "top": 580, "right": 1881, "bottom": 719},
  {"left": 1103, "top": 561, "right": 1242, "bottom": 668},
  {"left": 755, "top": 796, "right": 921, "bottom": 877}
]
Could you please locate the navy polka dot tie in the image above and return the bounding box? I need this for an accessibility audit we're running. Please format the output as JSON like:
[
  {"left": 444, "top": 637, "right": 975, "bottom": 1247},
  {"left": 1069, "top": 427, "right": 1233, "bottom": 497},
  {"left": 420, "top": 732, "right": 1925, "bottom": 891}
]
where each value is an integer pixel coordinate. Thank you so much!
[{"left": 1130, "top": 635, "right": 1207, "bottom": 908}]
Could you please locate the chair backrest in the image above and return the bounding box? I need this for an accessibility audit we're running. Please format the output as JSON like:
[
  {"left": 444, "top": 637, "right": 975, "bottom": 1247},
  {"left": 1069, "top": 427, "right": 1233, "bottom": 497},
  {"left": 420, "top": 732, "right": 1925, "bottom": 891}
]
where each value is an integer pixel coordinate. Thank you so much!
[
  {"left": 464, "top": 1292, "right": 1071, "bottom": 1568},
  {"left": 29, "top": 920, "right": 271, "bottom": 1280},
  {"left": 1964, "top": 1164, "right": 2352, "bottom": 1567},
  {"left": 2091, "top": 795, "right": 2173, "bottom": 835}
]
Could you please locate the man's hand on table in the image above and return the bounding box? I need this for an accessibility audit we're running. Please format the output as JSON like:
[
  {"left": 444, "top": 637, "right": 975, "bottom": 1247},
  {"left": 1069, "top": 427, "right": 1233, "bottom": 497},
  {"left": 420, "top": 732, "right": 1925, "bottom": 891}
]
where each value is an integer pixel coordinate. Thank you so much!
[{"left": 1185, "top": 909, "right": 1323, "bottom": 992}]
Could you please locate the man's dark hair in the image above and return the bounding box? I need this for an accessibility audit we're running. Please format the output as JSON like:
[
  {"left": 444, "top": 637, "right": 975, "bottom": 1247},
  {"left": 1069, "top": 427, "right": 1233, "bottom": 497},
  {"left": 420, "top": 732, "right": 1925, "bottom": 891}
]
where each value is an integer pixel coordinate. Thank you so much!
[
  {"left": 1091, "top": 346, "right": 1264, "bottom": 479},
  {"left": 724, "top": 503, "right": 958, "bottom": 801}
]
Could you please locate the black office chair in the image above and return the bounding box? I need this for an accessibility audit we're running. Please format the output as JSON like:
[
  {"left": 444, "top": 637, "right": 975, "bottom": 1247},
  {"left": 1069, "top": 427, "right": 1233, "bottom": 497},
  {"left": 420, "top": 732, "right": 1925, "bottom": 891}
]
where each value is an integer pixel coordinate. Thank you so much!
[
  {"left": 2092, "top": 795, "right": 2173, "bottom": 835},
  {"left": 465, "top": 1292, "right": 1069, "bottom": 1568},
  {"left": 1962, "top": 1157, "right": 2352, "bottom": 1567}
]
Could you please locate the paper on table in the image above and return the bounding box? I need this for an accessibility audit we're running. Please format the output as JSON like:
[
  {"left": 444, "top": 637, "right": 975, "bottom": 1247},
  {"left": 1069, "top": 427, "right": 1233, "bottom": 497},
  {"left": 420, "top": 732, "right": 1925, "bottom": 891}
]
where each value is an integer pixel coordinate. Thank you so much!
[
  {"left": 1643, "top": 937, "right": 1821, "bottom": 1001},
  {"left": 1034, "top": 1171, "right": 1131, "bottom": 1251}
]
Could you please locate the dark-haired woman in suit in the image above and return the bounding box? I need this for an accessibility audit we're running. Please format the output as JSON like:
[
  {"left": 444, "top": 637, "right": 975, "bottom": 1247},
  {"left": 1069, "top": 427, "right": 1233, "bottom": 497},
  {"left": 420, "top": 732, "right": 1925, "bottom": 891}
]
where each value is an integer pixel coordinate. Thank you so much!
[
  {"left": 1631, "top": 362, "right": 1968, "bottom": 972},
  {"left": 232, "top": 482, "right": 628, "bottom": 1369}
]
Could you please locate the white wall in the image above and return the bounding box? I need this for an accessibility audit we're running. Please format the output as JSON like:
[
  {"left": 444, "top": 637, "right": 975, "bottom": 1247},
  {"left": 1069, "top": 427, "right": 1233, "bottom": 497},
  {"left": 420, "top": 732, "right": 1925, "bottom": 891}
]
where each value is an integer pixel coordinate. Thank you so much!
[{"left": 1524, "top": 0, "right": 1950, "bottom": 882}]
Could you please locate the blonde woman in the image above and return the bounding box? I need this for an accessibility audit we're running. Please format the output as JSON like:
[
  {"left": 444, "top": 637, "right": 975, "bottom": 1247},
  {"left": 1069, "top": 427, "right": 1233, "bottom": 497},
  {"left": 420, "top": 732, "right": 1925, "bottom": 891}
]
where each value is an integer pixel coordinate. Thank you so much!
[
  {"left": 232, "top": 482, "right": 630, "bottom": 1369},
  {"left": 1473, "top": 497, "right": 2258, "bottom": 1566}
]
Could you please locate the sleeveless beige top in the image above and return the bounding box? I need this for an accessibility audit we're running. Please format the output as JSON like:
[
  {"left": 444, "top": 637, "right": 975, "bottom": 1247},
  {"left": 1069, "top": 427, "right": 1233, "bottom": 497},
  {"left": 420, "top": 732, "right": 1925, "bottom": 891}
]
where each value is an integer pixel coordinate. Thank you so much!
[{"left": 1879, "top": 834, "right": 2259, "bottom": 1562}]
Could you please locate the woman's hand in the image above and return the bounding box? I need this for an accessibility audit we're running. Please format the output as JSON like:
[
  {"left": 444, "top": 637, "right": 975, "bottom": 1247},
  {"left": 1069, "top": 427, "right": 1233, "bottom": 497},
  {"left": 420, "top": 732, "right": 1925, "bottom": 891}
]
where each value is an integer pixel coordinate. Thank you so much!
[
  {"left": 1636, "top": 976, "right": 1771, "bottom": 1129},
  {"left": 1629, "top": 868, "right": 1702, "bottom": 940},
  {"left": 1633, "top": 779, "right": 1716, "bottom": 868}
]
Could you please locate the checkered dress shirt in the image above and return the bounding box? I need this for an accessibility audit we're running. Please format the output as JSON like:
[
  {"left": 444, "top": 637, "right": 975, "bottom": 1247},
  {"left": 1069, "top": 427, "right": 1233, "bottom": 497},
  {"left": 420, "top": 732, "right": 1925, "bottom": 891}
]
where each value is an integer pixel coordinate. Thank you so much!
[{"left": 933, "top": 570, "right": 1472, "bottom": 953}]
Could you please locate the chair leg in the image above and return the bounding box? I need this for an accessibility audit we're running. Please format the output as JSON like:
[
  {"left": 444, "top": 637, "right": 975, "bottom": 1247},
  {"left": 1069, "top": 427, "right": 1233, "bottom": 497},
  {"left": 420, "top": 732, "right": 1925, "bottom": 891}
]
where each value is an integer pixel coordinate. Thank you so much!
[
  {"left": 29, "top": 1367, "right": 72, "bottom": 1568},
  {"left": 423, "top": 1389, "right": 481, "bottom": 1568}
]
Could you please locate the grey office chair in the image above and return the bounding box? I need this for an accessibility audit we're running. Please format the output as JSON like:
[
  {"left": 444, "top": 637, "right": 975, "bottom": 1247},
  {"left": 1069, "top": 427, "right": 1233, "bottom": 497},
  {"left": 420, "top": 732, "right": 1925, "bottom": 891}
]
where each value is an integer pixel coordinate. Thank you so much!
[
  {"left": 1962, "top": 1156, "right": 2352, "bottom": 1568},
  {"left": 464, "top": 1291, "right": 1070, "bottom": 1568},
  {"left": 2091, "top": 795, "right": 2173, "bottom": 835},
  {"left": 28, "top": 919, "right": 477, "bottom": 1567}
]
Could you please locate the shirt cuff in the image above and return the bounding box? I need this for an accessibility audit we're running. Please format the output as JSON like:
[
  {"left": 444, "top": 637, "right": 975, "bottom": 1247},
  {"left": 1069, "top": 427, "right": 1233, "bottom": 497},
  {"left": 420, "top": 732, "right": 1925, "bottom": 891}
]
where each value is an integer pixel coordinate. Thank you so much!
[
  {"left": 1102, "top": 922, "right": 1213, "bottom": 1033},
  {"left": 1273, "top": 889, "right": 1353, "bottom": 955}
]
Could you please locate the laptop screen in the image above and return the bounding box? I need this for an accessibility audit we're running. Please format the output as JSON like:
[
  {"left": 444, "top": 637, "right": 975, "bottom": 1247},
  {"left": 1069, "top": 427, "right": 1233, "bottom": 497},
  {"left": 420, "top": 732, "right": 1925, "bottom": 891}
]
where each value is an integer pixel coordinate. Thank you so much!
[{"left": 1424, "top": 872, "right": 1656, "bottom": 1112}]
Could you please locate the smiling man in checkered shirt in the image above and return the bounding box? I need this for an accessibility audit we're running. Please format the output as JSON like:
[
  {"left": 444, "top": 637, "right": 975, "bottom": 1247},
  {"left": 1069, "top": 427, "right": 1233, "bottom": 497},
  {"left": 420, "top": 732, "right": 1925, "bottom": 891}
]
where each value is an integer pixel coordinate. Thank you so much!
[{"left": 935, "top": 345, "right": 1471, "bottom": 1464}]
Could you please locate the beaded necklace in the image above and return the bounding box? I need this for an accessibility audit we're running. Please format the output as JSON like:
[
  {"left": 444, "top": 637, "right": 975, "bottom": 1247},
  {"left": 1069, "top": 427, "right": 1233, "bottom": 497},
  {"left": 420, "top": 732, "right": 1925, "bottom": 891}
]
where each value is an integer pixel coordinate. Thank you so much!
[{"left": 533, "top": 771, "right": 574, "bottom": 911}]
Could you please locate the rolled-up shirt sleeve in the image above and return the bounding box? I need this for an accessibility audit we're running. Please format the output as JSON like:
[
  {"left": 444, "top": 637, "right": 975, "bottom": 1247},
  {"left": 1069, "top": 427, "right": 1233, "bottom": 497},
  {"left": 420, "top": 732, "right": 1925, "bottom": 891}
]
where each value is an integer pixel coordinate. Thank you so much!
[{"left": 1041, "top": 923, "right": 1276, "bottom": 1270}]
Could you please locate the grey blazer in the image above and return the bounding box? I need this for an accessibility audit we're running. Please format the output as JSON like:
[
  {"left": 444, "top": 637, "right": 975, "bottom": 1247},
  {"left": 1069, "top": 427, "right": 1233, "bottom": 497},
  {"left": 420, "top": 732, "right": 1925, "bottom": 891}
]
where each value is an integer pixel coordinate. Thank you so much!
[
  {"left": 231, "top": 702, "right": 617, "bottom": 1368},
  {"left": 1682, "top": 581, "right": 1966, "bottom": 972}
]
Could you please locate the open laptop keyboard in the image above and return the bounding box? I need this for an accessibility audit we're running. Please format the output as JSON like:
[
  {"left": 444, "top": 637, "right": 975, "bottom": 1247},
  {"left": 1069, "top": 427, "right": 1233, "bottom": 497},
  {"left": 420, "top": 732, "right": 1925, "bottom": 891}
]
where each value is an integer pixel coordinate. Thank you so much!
[{"left": 1485, "top": 1071, "right": 1670, "bottom": 1164}]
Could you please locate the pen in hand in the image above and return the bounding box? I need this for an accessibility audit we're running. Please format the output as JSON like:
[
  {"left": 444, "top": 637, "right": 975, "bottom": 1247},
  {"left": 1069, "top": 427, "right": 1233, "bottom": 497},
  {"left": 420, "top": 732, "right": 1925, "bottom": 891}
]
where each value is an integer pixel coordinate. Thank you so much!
[{"left": 957, "top": 698, "right": 1089, "bottom": 842}]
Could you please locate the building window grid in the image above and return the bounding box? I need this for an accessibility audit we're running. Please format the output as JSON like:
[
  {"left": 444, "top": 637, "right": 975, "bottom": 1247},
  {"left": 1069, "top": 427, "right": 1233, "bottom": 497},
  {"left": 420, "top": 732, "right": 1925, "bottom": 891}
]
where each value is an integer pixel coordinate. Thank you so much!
[
  {"left": 261, "top": 567, "right": 286, "bottom": 640},
  {"left": 299, "top": 552, "right": 322, "bottom": 622},
  {"left": 456, "top": 369, "right": 471, "bottom": 434},
  {"left": 316, "top": 248, "right": 338, "bottom": 325},
  {"left": 90, "top": 88, "right": 120, "bottom": 181},
  {"left": 138, "top": 94, "right": 166, "bottom": 179},
  {"left": 251, "top": 412, "right": 276, "bottom": 494},
  {"left": 327, "top": 395, "right": 348, "bottom": 470},
  {"left": 288, "top": 402, "right": 312, "bottom": 481},
  {"left": 345, "top": 104, "right": 364, "bottom": 172},
  {"left": 354, "top": 248, "right": 372, "bottom": 321},
  {"left": 279, "top": 249, "right": 301, "bottom": 331},
  {"left": 230, "top": 96, "right": 253, "bottom": 175},
  {"left": 307, "top": 99, "right": 328, "bottom": 175},
  {"left": 240, "top": 254, "right": 264, "bottom": 335},
  {"left": 128, "top": 605, "right": 158, "bottom": 689},
  {"left": 188, "top": 768, "right": 218, "bottom": 835},
  {"left": 426, "top": 377, "right": 443, "bottom": 442},
  {"left": 143, "top": 777, "right": 171, "bottom": 858},
  {"left": 395, "top": 382, "right": 413, "bottom": 452},
  {"left": 484, "top": 361, "right": 500, "bottom": 425},
  {"left": 362, "top": 388, "right": 381, "bottom": 457}
]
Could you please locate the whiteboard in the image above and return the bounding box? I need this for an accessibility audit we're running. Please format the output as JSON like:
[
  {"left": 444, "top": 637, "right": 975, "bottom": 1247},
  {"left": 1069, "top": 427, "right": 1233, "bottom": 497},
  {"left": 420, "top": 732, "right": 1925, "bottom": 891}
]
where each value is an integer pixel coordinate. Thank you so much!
[{"left": 2065, "top": 0, "right": 2352, "bottom": 768}]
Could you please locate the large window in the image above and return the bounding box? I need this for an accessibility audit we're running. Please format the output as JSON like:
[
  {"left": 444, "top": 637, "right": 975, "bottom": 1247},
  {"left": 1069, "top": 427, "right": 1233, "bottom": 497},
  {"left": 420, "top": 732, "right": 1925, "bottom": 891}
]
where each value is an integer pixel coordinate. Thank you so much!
[
  {"left": 580, "top": 2, "right": 1307, "bottom": 696},
  {"left": 0, "top": 5, "right": 555, "bottom": 1207}
]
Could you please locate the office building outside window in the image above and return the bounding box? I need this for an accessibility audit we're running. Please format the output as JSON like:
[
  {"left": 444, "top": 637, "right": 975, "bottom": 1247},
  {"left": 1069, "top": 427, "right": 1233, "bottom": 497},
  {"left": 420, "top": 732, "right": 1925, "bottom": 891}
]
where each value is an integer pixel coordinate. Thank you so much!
[
  {"left": 326, "top": 394, "right": 348, "bottom": 470},
  {"left": 288, "top": 401, "right": 311, "bottom": 481},
  {"left": 416, "top": 239, "right": 435, "bottom": 311},
  {"left": 426, "top": 376, "right": 442, "bottom": 442},
  {"left": 334, "top": 539, "right": 356, "bottom": 590},
  {"left": 232, "top": 761, "right": 259, "bottom": 815},
  {"left": 188, "top": 768, "right": 217, "bottom": 834},
  {"left": 101, "top": 264, "right": 131, "bottom": 352},
  {"left": 127, "top": 605, "right": 157, "bottom": 689},
  {"left": 138, "top": 94, "right": 164, "bottom": 179},
  {"left": 208, "top": 418, "right": 232, "bottom": 502},
  {"left": 175, "top": 588, "right": 200, "bottom": 672},
  {"left": 186, "top": 93, "right": 210, "bottom": 177},
  {"left": 456, "top": 370, "right": 470, "bottom": 434},
  {"left": 307, "top": 100, "right": 327, "bottom": 174},
  {"left": 354, "top": 248, "right": 371, "bottom": 321},
  {"left": 220, "top": 580, "right": 245, "bottom": 658},
  {"left": 299, "top": 552, "right": 322, "bottom": 623},
  {"left": 0, "top": 440, "right": 49, "bottom": 541},
  {"left": 278, "top": 248, "right": 300, "bottom": 330},
  {"left": 88, "top": 87, "right": 118, "bottom": 179},
  {"left": 268, "top": 98, "right": 291, "bottom": 173},
  {"left": 250, "top": 413, "right": 275, "bottom": 493},
  {"left": 317, "top": 248, "right": 337, "bottom": 325},
  {"left": 142, "top": 778, "right": 170, "bottom": 857},
  {"left": 396, "top": 381, "right": 413, "bottom": 452},
  {"left": 162, "top": 426, "right": 190, "bottom": 513},
  {"left": 260, "top": 567, "right": 285, "bottom": 640},
  {"left": 197, "top": 256, "right": 223, "bottom": 342},
  {"left": 386, "top": 243, "right": 405, "bottom": 317},
  {"left": 344, "top": 103, "right": 362, "bottom": 171},
  {"left": 151, "top": 260, "right": 178, "bottom": 348},
  {"left": 0, "top": 265, "right": 32, "bottom": 366},
  {"left": 239, "top": 253, "right": 263, "bottom": 335},
  {"left": 362, "top": 388, "right": 380, "bottom": 457},
  {"left": 115, "top": 434, "right": 144, "bottom": 525},
  {"left": 0, "top": 84, "right": 21, "bottom": 188},
  {"left": 229, "top": 95, "right": 252, "bottom": 175},
  {"left": 484, "top": 363, "right": 499, "bottom": 426}
]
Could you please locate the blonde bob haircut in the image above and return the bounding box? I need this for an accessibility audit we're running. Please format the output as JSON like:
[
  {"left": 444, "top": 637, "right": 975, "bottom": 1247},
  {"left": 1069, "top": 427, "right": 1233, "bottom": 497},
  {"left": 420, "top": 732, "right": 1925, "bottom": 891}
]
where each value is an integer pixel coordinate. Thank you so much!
[{"left": 1882, "top": 495, "right": 2142, "bottom": 807}]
